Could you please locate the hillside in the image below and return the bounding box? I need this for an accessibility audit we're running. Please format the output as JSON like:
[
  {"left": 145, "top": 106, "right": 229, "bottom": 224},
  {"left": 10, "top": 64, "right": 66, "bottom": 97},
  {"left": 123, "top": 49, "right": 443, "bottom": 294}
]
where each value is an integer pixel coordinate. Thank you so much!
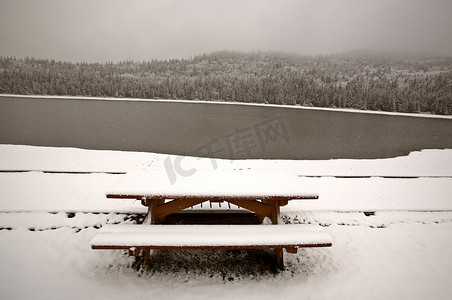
[{"left": 0, "top": 51, "right": 451, "bottom": 114}]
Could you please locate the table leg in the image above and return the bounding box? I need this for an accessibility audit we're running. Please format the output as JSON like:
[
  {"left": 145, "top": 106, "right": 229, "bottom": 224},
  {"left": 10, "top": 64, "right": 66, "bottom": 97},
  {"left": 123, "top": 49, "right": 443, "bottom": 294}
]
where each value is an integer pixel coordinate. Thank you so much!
[
  {"left": 143, "top": 248, "right": 151, "bottom": 267},
  {"left": 143, "top": 199, "right": 165, "bottom": 267},
  {"left": 271, "top": 202, "right": 284, "bottom": 270},
  {"left": 150, "top": 199, "right": 165, "bottom": 224},
  {"left": 262, "top": 200, "right": 284, "bottom": 270},
  {"left": 142, "top": 205, "right": 152, "bottom": 266},
  {"left": 275, "top": 248, "right": 284, "bottom": 270}
]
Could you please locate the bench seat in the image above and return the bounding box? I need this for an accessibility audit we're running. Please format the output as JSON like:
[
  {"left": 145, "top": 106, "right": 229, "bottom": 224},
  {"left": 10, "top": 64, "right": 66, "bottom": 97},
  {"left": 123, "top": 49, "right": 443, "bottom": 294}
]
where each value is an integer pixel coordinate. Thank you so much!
[{"left": 91, "top": 224, "right": 333, "bottom": 251}]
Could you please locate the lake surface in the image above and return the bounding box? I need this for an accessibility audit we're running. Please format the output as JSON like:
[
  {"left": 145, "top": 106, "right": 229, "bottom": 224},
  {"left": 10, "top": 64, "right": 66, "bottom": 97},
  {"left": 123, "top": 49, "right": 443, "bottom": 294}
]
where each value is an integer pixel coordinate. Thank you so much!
[{"left": 1, "top": 95, "right": 452, "bottom": 160}]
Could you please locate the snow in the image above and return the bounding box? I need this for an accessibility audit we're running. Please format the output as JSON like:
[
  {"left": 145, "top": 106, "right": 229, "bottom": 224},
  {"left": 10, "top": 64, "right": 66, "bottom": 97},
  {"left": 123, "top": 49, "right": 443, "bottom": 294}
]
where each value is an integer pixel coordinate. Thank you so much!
[
  {"left": 106, "top": 170, "right": 319, "bottom": 199},
  {"left": 296, "top": 177, "right": 452, "bottom": 212},
  {"left": 0, "top": 144, "right": 452, "bottom": 299},
  {"left": 1, "top": 170, "right": 451, "bottom": 214},
  {"left": 0, "top": 145, "right": 451, "bottom": 213},
  {"left": 91, "top": 224, "right": 332, "bottom": 247},
  {"left": 1, "top": 213, "right": 451, "bottom": 299},
  {"left": 0, "top": 172, "right": 146, "bottom": 213},
  {"left": 0, "top": 144, "right": 157, "bottom": 173},
  {"left": 2, "top": 144, "right": 452, "bottom": 177}
]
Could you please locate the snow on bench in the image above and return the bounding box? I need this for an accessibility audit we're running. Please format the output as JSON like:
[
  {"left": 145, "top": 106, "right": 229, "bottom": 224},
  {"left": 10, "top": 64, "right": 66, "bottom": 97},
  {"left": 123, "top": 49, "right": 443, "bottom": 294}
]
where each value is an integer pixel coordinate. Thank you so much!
[{"left": 91, "top": 224, "right": 333, "bottom": 253}]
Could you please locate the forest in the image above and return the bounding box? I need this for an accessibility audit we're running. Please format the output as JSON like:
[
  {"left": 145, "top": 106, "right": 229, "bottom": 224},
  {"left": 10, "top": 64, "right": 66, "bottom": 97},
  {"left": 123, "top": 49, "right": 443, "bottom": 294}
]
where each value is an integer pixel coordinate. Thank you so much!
[{"left": 0, "top": 51, "right": 451, "bottom": 114}]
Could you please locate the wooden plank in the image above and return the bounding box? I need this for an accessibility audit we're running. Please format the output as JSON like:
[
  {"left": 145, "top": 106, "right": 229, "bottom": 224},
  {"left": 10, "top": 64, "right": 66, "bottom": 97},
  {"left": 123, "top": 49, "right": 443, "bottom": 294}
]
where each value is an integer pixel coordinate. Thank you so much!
[
  {"left": 153, "top": 198, "right": 206, "bottom": 220},
  {"left": 106, "top": 194, "right": 144, "bottom": 200},
  {"left": 285, "top": 246, "right": 298, "bottom": 254},
  {"left": 278, "top": 199, "right": 289, "bottom": 206},
  {"left": 128, "top": 247, "right": 140, "bottom": 256},
  {"left": 92, "top": 242, "right": 332, "bottom": 250},
  {"left": 227, "top": 199, "right": 272, "bottom": 218},
  {"left": 106, "top": 194, "right": 317, "bottom": 201}
]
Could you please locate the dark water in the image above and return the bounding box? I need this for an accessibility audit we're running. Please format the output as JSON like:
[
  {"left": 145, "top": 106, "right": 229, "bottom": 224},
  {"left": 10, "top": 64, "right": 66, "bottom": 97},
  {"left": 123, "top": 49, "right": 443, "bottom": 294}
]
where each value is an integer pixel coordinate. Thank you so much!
[{"left": 1, "top": 95, "right": 451, "bottom": 160}]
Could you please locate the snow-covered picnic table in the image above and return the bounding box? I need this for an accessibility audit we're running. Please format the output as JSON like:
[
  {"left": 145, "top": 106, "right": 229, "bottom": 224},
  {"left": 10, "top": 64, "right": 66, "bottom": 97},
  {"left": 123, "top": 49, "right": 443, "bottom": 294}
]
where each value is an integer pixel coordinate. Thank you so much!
[{"left": 92, "top": 170, "right": 332, "bottom": 269}]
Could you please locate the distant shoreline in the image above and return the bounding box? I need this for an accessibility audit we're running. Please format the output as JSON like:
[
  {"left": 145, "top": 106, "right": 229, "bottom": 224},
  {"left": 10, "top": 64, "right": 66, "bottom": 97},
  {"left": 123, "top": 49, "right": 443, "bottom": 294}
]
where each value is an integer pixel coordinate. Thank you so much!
[
  {"left": 1, "top": 53, "right": 451, "bottom": 115},
  {"left": 2, "top": 94, "right": 451, "bottom": 120}
]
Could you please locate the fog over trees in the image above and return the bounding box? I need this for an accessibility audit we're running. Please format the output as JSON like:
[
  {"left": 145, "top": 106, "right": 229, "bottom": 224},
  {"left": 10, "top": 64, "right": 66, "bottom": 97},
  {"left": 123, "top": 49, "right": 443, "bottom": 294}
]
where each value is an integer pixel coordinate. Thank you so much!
[{"left": 1, "top": 51, "right": 451, "bottom": 114}]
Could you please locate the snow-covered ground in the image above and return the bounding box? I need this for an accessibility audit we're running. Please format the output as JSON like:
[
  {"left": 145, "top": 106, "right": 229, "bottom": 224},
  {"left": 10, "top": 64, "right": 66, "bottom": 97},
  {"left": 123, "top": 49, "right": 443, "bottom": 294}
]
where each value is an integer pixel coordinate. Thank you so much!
[
  {"left": 1, "top": 145, "right": 451, "bottom": 213},
  {"left": 2, "top": 144, "right": 452, "bottom": 176},
  {"left": 0, "top": 145, "right": 451, "bottom": 299}
]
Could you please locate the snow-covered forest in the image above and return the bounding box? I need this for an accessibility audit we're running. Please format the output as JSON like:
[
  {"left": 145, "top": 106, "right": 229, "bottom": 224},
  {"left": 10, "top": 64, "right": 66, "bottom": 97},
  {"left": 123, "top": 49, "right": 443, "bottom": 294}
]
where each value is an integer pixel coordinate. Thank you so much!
[{"left": 1, "top": 51, "right": 451, "bottom": 114}]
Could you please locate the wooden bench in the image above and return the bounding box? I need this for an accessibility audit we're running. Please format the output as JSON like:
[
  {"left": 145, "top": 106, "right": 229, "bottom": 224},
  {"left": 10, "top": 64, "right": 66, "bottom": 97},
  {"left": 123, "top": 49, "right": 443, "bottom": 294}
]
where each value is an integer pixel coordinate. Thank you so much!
[
  {"left": 91, "top": 224, "right": 332, "bottom": 269},
  {"left": 91, "top": 224, "right": 332, "bottom": 251},
  {"left": 92, "top": 170, "right": 333, "bottom": 269}
]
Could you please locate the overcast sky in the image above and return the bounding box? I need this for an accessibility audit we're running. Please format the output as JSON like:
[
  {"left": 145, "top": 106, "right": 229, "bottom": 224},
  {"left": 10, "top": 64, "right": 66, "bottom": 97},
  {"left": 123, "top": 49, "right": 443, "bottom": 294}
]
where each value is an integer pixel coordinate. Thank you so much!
[{"left": 1, "top": 0, "right": 452, "bottom": 62}]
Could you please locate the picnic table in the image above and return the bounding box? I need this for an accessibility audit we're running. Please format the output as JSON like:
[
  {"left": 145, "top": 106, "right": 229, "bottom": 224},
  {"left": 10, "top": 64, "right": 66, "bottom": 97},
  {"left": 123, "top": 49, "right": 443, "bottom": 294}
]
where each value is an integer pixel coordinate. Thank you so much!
[{"left": 91, "top": 170, "right": 332, "bottom": 269}]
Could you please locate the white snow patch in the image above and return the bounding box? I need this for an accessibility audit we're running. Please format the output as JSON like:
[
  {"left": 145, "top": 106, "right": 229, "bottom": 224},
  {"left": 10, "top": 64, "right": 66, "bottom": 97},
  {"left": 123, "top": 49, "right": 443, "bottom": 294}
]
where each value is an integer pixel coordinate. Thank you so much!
[
  {"left": 0, "top": 172, "right": 146, "bottom": 213},
  {"left": 1, "top": 145, "right": 452, "bottom": 177}
]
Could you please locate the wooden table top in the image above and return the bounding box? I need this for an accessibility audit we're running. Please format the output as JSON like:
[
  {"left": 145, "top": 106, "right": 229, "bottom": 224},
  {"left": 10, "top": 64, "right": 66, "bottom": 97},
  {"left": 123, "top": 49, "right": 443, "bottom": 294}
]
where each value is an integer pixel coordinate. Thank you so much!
[{"left": 106, "top": 170, "right": 319, "bottom": 201}]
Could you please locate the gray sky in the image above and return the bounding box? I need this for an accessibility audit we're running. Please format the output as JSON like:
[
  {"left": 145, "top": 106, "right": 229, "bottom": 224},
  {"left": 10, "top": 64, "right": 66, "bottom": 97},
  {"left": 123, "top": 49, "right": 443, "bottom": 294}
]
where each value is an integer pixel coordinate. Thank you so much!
[{"left": 1, "top": 0, "right": 452, "bottom": 62}]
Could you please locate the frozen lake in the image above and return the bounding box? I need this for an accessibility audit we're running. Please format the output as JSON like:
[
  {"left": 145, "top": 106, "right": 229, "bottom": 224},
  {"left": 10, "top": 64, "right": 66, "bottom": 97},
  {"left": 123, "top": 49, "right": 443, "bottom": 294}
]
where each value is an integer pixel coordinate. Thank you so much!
[{"left": 1, "top": 95, "right": 452, "bottom": 159}]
